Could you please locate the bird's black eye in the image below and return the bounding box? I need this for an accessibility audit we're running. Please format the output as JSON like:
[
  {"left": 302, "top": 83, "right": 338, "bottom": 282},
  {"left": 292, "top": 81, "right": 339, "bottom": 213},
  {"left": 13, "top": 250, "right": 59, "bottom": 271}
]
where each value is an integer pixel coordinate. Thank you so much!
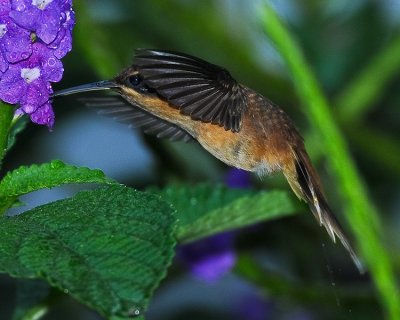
[
  {"left": 126, "top": 73, "right": 155, "bottom": 94},
  {"left": 128, "top": 74, "right": 142, "bottom": 87}
]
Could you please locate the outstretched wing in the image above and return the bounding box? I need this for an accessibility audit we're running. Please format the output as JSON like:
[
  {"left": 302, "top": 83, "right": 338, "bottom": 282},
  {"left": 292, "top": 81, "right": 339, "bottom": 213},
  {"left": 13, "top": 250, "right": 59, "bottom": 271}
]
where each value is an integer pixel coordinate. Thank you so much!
[
  {"left": 82, "top": 96, "right": 194, "bottom": 142},
  {"left": 134, "top": 49, "right": 247, "bottom": 132}
]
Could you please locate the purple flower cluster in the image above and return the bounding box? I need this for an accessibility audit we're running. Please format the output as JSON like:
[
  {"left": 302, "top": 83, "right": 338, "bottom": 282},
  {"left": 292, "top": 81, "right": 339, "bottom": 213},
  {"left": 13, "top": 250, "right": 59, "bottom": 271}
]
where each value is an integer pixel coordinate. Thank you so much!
[
  {"left": 0, "top": 0, "right": 74, "bottom": 127},
  {"left": 179, "top": 169, "right": 252, "bottom": 282}
]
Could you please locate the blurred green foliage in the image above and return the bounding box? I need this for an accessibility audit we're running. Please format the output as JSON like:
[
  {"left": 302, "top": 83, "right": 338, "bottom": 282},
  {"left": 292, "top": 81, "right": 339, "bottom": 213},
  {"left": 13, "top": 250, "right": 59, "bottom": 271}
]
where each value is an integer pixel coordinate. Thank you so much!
[{"left": 261, "top": 3, "right": 399, "bottom": 319}]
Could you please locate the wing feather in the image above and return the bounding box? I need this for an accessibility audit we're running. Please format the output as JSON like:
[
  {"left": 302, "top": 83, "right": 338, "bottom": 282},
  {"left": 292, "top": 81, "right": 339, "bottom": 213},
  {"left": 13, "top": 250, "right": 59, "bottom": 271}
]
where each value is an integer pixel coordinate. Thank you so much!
[
  {"left": 80, "top": 96, "right": 194, "bottom": 143},
  {"left": 134, "top": 49, "right": 247, "bottom": 132}
]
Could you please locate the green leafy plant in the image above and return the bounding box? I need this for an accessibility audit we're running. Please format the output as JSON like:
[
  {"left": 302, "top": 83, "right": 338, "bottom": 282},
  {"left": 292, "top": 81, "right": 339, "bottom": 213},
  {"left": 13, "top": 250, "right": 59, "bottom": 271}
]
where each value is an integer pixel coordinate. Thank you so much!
[{"left": 0, "top": 156, "right": 299, "bottom": 318}]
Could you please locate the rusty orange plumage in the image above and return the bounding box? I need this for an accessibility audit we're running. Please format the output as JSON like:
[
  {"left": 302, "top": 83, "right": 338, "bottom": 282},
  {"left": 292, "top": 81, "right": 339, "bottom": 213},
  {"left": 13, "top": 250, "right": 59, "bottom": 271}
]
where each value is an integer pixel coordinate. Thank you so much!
[{"left": 53, "top": 49, "right": 364, "bottom": 273}]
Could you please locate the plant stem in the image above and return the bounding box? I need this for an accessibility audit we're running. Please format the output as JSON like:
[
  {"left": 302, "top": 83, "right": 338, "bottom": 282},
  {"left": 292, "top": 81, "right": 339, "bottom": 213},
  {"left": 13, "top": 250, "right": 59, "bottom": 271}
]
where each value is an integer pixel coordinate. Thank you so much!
[
  {"left": 0, "top": 102, "right": 14, "bottom": 168},
  {"left": 18, "top": 288, "right": 63, "bottom": 320},
  {"left": 20, "top": 304, "right": 49, "bottom": 320},
  {"left": 260, "top": 3, "right": 400, "bottom": 320}
]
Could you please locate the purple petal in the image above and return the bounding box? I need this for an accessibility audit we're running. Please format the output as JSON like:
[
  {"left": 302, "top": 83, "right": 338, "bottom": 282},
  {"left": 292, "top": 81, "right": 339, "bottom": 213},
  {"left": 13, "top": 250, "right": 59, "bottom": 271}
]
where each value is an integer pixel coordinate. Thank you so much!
[
  {"left": 0, "top": 64, "right": 25, "bottom": 104},
  {"left": 18, "top": 79, "right": 53, "bottom": 126},
  {"left": 61, "top": 0, "right": 72, "bottom": 10},
  {"left": 10, "top": 0, "right": 28, "bottom": 12},
  {"left": 1, "top": 19, "right": 32, "bottom": 63},
  {"left": 52, "top": 27, "right": 70, "bottom": 59},
  {"left": 226, "top": 168, "right": 252, "bottom": 188},
  {"left": 189, "top": 250, "right": 236, "bottom": 282},
  {"left": 29, "top": 101, "right": 54, "bottom": 127},
  {"left": 0, "top": 1, "right": 11, "bottom": 14},
  {"left": 20, "top": 80, "right": 49, "bottom": 108},
  {"left": 30, "top": 42, "right": 63, "bottom": 82},
  {"left": 10, "top": 0, "right": 64, "bottom": 44},
  {"left": 42, "top": 54, "right": 63, "bottom": 82},
  {"left": 0, "top": 49, "right": 8, "bottom": 73},
  {"left": 51, "top": 9, "right": 74, "bottom": 59},
  {"left": 36, "top": 8, "right": 62, "bottom": 44},
  {"left": 9, "top": 7, "right": 40, "bottom": 31},
  {"left": 178, "top": 232, "right": 236, "bottom": 282}
]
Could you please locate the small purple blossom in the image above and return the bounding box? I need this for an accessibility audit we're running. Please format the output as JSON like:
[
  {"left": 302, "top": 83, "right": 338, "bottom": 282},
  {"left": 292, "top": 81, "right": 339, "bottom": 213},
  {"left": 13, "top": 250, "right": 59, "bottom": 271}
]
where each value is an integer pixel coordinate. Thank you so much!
[
  {"left": 28, "top": 101, "right": 54, "bottom": 126},
  {"left": 0, "top": 16, "right": 31, "bottom": 71},
  {"left": 49, "top": 3, "right": 74, "bottom": 59},
  {"left": 10, "top": 0, "right": 64, "bottom": 44},
  {"left": 178, "top": 169, "right": 254, "bottom": 282},
  {"left": 226, "top": 168, "right": 252, "bottom": 188},
  {"left": 0, "top": 0, "right": 74, "bottom": 126},
  {"left": 0, "top": 42, "right": 63, "bottom": 125},
  {"left": 178, "top": 232, "right": 236, "bottom": 283}
]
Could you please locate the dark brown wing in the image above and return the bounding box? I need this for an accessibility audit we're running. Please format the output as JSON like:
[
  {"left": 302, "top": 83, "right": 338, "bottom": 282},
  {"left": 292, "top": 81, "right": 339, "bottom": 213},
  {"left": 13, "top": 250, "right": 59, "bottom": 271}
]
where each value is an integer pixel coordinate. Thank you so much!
[
  {"left": 134, "top": 49, "right": 247, "bottom": 132},
  {"left": 81, "top": 96, "right": 194, "bottom": 142}
]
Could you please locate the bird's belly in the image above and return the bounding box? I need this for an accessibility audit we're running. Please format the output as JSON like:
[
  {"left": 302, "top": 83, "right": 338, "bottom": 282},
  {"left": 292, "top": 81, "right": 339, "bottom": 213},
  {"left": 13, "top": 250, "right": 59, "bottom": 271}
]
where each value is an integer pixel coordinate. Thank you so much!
[
  {"left": 123, "top": 90, "right": 284, "bottom": 173},
  {"left": 194, "top": 122, "right": 274, "bottom": 173}
]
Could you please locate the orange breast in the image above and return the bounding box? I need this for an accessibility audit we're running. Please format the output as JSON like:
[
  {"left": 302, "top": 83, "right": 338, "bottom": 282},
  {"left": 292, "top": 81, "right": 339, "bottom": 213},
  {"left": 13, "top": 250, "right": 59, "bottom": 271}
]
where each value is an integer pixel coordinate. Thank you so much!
[{"left": 121, "top": 86, "right": 293, "bottom": 174}]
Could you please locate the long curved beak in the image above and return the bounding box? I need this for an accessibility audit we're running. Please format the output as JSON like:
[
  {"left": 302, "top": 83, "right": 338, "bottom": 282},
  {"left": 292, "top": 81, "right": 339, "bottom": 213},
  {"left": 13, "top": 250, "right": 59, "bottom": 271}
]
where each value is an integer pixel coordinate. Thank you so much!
[{"left": 51, "top": 80, "right": 119, "bottom": 98}]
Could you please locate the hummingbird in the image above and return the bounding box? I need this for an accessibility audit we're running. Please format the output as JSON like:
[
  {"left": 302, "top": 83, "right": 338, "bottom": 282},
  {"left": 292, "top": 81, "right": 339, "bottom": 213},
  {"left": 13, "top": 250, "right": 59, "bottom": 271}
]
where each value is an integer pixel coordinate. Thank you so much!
[{"left": 52, "top": 49, "right": 364, "bottom": 273}]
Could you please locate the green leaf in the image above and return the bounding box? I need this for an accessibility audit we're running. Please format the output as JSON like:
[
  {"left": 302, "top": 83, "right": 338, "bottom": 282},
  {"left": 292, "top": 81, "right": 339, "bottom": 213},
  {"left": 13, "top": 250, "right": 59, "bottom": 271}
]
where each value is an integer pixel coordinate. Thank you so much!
[
  {"left": 0, "top": 185, "right": 177, "bottom": 318},
  {"left": 0, "top": 160, "right": 116, "bottom": 214},
  {"left": 0, "top": 160, "right": 115, "bottom": 197},
  {"left": 152, "top": 184, "right": 301, "bottom": 243}
]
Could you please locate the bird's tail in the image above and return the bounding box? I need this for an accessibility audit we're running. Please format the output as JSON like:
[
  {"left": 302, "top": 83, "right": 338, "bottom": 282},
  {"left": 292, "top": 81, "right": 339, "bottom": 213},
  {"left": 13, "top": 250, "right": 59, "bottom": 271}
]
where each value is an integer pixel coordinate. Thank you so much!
[{"left": 284, "top": 146, "right": 365, "bottom": 274}]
